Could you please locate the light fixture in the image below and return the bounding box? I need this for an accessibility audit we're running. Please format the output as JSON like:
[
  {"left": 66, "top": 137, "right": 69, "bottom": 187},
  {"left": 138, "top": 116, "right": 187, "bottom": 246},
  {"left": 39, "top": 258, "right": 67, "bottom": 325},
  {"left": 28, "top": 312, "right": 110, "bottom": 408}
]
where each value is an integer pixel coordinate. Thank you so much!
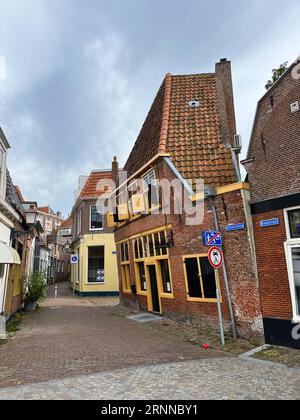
[{"left": 25, "top": 210, "right": 38, "bottom": 225}]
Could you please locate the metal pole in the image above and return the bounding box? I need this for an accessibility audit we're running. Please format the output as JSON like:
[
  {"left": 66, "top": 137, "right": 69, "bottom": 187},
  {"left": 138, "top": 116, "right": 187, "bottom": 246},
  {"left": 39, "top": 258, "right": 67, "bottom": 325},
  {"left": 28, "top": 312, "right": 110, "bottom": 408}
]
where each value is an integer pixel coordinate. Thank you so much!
[
  {"left": 215, "top": 273, "right": 225, "bottom": 346},
  {"left": 210, "top": 197, "right": 238, "bottom": 340}
]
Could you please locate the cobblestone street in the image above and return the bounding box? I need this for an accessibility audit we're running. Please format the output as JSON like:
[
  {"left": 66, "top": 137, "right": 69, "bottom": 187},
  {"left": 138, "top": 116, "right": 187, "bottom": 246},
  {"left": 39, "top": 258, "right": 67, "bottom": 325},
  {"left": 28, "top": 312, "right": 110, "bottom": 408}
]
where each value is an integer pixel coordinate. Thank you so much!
[{"left": 0, "top": 283, "right": 299, "bottom": 400}]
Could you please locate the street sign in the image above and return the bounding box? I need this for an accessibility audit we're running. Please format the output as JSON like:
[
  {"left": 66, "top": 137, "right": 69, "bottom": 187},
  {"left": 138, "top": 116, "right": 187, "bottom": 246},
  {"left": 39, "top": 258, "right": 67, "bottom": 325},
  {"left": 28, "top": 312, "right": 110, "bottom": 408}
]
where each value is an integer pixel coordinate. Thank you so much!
[
  {"left": 202, "top": 231, "right": 222, "bottom": 247},
  {"left": 260, "top": 218, "right": 280, "bottom": 227},
  {"left": 71, "top": 255, "right": 79, "bottom": 265},
  {"left": 226, "top": 223, "right": 245, "bottom": 232},
  {"left": 208, "top": 247, "right": 224, "bottom": 269}
]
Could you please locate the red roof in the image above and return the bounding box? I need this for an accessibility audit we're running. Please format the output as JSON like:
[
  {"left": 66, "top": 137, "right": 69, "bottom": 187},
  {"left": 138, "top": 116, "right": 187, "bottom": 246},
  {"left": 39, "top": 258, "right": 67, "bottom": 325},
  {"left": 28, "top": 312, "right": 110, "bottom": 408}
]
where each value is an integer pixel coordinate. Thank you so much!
[
  {"left": 124, "top": 62, "right": 237, "bottom": 187},
  {"left": 80, "top": 171, "right": 113, "bottom": 198},
  {"left": 60, "top": 216, "right": 73, "bottom": 228},
  {"left": 37, "top": 206, "right": 50, "bottom": 214}
]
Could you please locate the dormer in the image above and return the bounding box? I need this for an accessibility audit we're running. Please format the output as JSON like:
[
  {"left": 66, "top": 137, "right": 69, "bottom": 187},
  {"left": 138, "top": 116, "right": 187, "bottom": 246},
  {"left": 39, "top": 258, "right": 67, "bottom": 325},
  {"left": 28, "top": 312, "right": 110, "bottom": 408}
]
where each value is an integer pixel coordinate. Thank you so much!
[{"left": 0, "top": 127, "right": 11, "bottom": 199}]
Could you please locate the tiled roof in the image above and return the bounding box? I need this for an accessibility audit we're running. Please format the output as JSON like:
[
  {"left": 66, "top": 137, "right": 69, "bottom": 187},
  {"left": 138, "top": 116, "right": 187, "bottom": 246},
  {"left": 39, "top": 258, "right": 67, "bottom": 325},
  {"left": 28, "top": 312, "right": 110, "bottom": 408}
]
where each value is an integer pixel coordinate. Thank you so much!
[
  {"left": 60, "top": 216, "right": 73, "bottom": 228},
  {"left": 124, "top": 65, "right": 236, "bottom": 187},
  {"left": 80, "top": 171, "right": 113, "bottom": 198},
  {"left": 37, "top": 206, "right": 50, "bottom": 214}
]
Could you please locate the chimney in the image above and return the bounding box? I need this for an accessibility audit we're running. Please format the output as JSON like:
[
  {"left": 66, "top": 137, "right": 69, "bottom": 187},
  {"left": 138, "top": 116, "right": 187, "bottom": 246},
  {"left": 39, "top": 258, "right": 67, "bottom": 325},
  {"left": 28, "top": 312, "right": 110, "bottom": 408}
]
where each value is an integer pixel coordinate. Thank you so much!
[
  {"left": 215, "top": 58, "right": 237, "bottom": 146},
  {"left": 112, "top": 156, "right": 119, "bottom": 188},
  {"left": 57, "top": 211, "right": 62, "bottom": 218}
]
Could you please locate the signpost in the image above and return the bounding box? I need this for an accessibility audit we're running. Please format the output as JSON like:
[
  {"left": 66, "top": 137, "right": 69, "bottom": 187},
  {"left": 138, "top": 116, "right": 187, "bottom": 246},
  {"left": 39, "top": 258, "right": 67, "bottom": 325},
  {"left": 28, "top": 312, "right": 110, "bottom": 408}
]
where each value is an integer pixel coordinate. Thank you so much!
[
  {"left": 208, "top": 247, "right": 224, "bottom": 270},
  {"left": 208, "top": 246, "right": 225, "bottom": 345},
  {"left": 71, "top": 255, "right": 79, "bottom": 265},
  {"left": 202, "top": 231, "right": 222, "bottom": 247}
]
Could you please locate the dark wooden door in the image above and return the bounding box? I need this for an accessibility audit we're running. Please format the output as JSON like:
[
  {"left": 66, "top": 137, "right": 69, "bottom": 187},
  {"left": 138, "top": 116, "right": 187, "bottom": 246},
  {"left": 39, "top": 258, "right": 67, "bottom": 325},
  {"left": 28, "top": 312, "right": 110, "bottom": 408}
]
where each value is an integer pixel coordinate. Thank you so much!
[{"left": 148, "top": 265, "right": 160, "bottom": 313}]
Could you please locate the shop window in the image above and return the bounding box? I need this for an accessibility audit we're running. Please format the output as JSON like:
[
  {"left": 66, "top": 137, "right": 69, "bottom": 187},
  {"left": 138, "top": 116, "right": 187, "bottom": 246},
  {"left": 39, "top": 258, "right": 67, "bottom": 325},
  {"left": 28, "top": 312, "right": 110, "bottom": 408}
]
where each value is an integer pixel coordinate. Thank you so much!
[
  {"left": 87, "top": 246, "right": 105, "bottom": 283},
  {"left": 184, "top": 256, "right": 217, "bottom": 300},
  {"left": 292, "top": 248, "right": 300, "bottom": 316},
  {"left": 159, "top": 260, "right": 172, "bottom": 294}
]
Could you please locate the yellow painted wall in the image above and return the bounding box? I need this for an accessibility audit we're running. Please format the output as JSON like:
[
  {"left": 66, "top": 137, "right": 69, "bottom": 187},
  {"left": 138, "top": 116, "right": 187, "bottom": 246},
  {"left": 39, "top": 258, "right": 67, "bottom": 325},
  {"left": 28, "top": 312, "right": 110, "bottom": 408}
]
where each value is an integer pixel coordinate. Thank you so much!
[{"left": 71, "top": 234, "right": 119, "bottom": 295}]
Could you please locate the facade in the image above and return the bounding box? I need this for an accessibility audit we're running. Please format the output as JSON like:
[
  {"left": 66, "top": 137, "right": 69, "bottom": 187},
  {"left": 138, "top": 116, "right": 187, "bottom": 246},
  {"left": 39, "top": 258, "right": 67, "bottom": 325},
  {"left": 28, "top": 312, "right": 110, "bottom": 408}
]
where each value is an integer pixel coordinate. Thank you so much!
[
  {"left": 0, "top": 128, "right": 42, "bottom": 318},
  {"left": 48, "top": 216, "right": 73, "bottom": 283},
  {"left": 242, "top": 58, "right": 300, "bottom": 348},
  {"left": 111, "top": 60, "right": 263, "bottom": 337},
  {"left": 23, "top": 203, "right": 64, "bottom": 282},
  {"left": 70, "top": 170, "right": 119, "bottom": 297}
]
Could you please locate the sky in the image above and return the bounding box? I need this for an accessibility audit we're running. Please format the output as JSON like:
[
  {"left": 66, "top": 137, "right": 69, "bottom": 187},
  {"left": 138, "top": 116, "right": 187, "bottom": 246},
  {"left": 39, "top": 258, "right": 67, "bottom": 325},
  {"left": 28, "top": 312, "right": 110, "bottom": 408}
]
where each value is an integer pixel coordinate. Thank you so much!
[{"left": 0, "top": 0, "right": 299, "bottom": 217}]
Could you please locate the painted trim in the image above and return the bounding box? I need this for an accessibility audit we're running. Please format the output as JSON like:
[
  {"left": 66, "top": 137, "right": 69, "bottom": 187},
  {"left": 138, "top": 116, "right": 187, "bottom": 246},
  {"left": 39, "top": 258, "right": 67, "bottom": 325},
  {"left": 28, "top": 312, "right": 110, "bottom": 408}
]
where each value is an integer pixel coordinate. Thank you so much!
[
  {"left": 216, "top": 182, "right": 250, "bottom": 195},
  {"left": 251, "top": 193, "right": 300, "bottom": 215},
  {"left": 284, "top": 241, "right": 300, "bottom": 322},
  {"left": 111, "top": 153, "right": 171, "bottom": 197}
]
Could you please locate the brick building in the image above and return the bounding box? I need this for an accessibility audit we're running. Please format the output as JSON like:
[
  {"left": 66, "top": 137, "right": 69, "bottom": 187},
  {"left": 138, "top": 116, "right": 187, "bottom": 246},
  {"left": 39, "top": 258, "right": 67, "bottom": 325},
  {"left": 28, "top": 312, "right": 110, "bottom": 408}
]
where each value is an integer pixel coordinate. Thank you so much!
[
  {"left": 110, "top": 59, "right": 263, "bottom": 337},
  {"left": 242, "top": 58, "right": 300, "bottom": 348}
]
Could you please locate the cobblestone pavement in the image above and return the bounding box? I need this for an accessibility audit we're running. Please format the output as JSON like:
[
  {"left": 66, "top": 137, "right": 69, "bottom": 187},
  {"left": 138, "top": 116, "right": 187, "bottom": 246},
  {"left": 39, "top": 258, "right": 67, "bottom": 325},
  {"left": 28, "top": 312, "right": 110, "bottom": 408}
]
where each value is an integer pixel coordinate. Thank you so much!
[
  {"left": 0, "top": 282, "right": 223, "bottom": 388},
  {"left": 0, "top": 358, "right": 299, "bottom": 400}
]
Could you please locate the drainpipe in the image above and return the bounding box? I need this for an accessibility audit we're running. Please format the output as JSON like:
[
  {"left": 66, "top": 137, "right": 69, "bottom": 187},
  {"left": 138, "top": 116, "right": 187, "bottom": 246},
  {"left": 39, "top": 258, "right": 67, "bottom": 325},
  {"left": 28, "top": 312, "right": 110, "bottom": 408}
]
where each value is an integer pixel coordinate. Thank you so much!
[{"left": 209, "top": 192, "right": 238, "bottom": 340}]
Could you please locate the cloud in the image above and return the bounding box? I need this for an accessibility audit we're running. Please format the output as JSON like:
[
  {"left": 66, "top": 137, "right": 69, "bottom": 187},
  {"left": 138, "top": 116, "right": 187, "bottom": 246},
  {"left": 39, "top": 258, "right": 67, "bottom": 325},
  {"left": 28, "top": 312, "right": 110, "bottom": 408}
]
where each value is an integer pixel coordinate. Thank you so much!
[
  {"left": 0, "top": 0, "right": 300, "bottom": 216},
  {"left": 0, "top": 56, "right": 7, "bottom": 80}
]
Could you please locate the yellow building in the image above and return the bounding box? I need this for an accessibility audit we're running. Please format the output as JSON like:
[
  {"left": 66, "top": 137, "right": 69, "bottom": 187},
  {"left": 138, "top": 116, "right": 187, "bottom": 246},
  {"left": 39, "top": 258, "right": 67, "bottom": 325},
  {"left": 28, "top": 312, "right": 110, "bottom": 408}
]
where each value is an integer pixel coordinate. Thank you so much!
[{"left": 70, "top": 170, "right": 119, "bottom": 297}]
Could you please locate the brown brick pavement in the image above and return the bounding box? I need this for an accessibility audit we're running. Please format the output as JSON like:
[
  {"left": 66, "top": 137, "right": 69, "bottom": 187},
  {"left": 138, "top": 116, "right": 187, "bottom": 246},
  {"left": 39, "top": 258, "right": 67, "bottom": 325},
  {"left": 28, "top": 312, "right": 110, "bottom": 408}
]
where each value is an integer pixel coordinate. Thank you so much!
[{"left": 0, "top": 282, "right": 225, "bottom": 388}]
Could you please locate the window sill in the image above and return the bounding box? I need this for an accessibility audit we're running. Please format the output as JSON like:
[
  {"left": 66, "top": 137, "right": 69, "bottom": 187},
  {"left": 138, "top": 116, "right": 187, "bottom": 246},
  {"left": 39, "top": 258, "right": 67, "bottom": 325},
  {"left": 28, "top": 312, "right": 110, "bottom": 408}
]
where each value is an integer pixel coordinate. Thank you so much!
[
  {"left": 137, "top": 291, "right": 148, "bottom": 296},
  {"left": 122, "top": 290, "right": 132, "bottom": 294},
  {"left": 187, "top": 297, "right": 221, "bottom": 304},
  {"left": 160, "top": 293, "right": 174, "bottom": 300},
  {"left": 86, "top": 282, "right": 106, "bottom": 286},
  {"left": 89, "top": 229, "right": 104, "bottom": 232}
]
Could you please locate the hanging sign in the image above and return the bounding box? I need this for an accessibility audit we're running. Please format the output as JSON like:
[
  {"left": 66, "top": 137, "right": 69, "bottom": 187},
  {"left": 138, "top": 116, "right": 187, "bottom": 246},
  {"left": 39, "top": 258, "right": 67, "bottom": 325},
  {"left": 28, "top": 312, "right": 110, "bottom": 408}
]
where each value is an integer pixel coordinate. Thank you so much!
[{"left": 208, "top": 247, "right": 224, "bottom": 270}]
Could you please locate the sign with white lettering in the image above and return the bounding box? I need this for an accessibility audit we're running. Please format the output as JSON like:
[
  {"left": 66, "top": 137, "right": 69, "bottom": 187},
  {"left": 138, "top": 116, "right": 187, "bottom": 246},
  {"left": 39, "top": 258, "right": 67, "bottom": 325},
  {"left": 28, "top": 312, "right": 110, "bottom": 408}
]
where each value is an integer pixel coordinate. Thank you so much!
[{"left": 260, "top": 218, "right": 280, "bottom": 227}]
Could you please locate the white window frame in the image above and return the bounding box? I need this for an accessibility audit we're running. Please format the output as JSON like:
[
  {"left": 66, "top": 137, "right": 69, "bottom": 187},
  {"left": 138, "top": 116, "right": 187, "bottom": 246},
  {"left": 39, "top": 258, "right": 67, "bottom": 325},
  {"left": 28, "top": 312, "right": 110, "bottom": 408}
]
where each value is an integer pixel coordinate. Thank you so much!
[
  {"left": 284, "top": 206, "right": 300, "bottom": 323},
  {"left": 142, "top": 168, "right": 157, "bottom": 193},
  {"left": 0, "top": 144, "right": 6, "bottom": 198},
  {"left": 77, "top": 209, "right": 82, "bottom": 235},
  {"left": 89, "top": 205, "right": 103, "bottom": 232}
]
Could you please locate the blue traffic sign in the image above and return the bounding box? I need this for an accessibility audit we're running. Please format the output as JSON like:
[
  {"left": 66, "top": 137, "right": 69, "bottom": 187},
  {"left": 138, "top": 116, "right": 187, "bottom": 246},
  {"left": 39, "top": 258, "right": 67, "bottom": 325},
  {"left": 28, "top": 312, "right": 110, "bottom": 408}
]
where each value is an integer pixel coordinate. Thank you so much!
[
  {"left": 226, "top": 223, "right": 245, "bottom": 232},
  {"left": 202, "top": 231, "right": 222, "bottom": 247},
  {"left": 260, "top": 218, "right": 280, "bottom": 227}
]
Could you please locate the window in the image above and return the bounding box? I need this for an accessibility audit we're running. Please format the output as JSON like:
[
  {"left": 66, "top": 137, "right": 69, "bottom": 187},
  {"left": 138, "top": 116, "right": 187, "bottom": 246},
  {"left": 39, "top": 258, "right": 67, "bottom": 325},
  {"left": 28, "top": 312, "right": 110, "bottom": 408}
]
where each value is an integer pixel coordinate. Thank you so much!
[
  {"left": 184, "top": 256, "right": 218, "bottom": 301},
  {"left": 90, "top": 205, "right": 103, "bottom": 230},
  {"left": 76, "top": 209, "right": 82, "bottom": 235},
  {"left": 61, "top": 261, "right": 65, "bottom": 273},
  {"left": 0, "top": 146, "right": 4, "bottom": 196},
  {"left": 87, "top": 246, "right": 105, "bottom": 283},
  {"left": 291, "top": 248, "right": 300, "bottom": 317},
  {"left": 159, "top": 260, "right": 172, "bottom": 294},
  {"left": 288, "top": 209, "right": 300, "bottom": 238},
  {"left": 136, "top": 262, "right": 147, "bottom": 292},
  {"left": 121, "top": 264, "right": 131, "bottom": 292},
  {"left": 142, "top": 169, "right": 159, "bottom": 209},
  {"left": 121, "top": 242, "right": 129, "bottom": 262}
]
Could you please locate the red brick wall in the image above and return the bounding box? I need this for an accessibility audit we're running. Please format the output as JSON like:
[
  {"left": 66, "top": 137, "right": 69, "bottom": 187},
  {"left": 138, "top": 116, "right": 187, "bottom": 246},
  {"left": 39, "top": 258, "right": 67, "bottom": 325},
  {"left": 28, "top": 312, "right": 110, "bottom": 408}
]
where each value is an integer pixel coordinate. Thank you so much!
[
  {"left": 245, "top": 64, "right": 300, "bottom": 203},
  {"left": 115, "top": 159, "right": 263, "bottom": 337},
  {"left": 252, "top": 209, "right": 293, "bottom": 320}
]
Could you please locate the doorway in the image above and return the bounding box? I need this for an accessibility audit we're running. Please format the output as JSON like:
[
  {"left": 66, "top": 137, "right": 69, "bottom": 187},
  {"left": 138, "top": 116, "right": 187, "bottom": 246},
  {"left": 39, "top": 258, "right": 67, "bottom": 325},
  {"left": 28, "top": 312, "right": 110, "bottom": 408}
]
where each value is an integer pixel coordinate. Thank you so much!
[{"left": 147, "top": 265, "right": 161, "bottom": 313}]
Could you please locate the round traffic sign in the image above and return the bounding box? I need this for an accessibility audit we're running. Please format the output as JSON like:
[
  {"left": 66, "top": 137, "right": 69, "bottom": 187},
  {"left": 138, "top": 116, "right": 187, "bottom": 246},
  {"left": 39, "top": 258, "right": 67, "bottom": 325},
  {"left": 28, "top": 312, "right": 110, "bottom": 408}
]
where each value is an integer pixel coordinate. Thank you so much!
[{"left": 208, "top": 247, "right": 223, "bottom": 269}]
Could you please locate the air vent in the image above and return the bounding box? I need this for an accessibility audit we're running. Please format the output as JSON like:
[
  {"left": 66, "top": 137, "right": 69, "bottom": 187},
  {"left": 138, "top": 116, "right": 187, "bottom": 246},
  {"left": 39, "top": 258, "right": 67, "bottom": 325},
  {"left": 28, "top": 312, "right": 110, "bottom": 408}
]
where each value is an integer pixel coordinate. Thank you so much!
[
  {"left": 188, "top": 100, "right": 200, "bottom": 108},
  {"left": 290, "top": 101, "right": 300, "bottom": 113}
]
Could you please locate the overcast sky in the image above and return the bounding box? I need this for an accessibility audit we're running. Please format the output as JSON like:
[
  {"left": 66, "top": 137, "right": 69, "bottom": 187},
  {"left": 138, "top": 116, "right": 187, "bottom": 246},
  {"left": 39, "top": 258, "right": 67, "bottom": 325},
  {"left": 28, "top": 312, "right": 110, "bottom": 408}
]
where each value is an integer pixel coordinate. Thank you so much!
[{"left": 0, "top": 0, "right": 299, "bottom": 217}]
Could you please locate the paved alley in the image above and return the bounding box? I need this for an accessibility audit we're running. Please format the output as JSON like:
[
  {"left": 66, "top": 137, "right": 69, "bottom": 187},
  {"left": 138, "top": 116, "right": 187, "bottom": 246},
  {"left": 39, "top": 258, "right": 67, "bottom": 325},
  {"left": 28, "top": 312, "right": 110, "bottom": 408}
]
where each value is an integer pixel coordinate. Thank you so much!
[{"left": 0, "top": 282, "right": 299, "bottom": 400}]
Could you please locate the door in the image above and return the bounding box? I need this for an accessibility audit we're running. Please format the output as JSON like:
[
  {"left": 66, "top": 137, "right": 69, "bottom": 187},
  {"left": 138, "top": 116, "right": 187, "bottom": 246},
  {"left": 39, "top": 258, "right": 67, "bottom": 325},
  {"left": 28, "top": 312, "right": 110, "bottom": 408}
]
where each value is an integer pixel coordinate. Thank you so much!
[{"left": 148, "top": 265, "right": 160, "bottom": 313}]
